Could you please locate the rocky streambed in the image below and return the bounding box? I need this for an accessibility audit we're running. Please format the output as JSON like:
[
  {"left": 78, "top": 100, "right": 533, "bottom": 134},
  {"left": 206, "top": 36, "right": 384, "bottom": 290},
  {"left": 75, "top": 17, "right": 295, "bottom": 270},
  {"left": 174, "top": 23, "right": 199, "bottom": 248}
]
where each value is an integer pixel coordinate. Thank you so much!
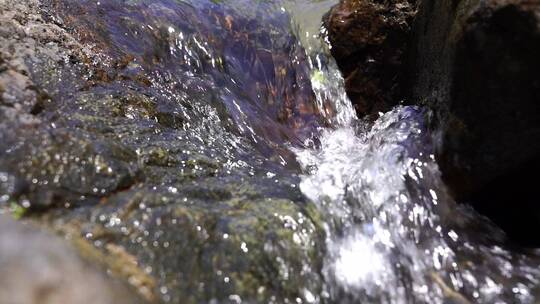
[{"left": 0, "top": 0, "right": 539, "bottom": 303}]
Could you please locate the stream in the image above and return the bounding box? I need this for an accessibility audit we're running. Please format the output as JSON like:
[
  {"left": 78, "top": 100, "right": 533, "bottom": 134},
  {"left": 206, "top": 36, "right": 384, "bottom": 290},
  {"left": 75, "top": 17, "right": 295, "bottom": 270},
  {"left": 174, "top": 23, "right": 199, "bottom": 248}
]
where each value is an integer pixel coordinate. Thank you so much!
[{"left": 2, "top": 0, "right": 540, "bottom": 303}]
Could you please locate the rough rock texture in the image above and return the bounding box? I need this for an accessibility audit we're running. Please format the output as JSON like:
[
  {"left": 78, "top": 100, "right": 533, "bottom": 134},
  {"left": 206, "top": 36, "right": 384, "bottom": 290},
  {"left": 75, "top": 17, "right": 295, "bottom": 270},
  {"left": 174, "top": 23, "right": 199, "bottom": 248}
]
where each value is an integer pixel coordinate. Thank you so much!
[
  {"left": 0, "top": 0, "right": 327, "bottom": 302},
  {"left": 0, "top": 215, "right": 143, "bottom": 304},
  {"left": 408, "top": 0, "right": 540, "bottom": 245},
  {"left": 324, "top": 0, "right": 417, "bottom": 118}
]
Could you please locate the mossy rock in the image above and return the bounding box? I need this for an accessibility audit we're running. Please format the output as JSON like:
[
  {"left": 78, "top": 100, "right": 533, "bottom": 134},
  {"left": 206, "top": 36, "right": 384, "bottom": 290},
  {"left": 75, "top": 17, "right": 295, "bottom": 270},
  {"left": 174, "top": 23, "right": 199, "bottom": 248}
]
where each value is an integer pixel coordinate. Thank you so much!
[{"left": 41, "top": 184, "right": 325, "bottom": 303}]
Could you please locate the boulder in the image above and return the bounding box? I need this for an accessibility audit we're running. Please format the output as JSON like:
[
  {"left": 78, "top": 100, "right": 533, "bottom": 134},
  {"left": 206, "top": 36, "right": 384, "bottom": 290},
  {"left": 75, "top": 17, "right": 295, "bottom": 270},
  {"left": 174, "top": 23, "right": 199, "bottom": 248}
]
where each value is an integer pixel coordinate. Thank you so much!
[
  {"left": 408, "top": 0, "right": 540, "bottom": 246},
  {"left": 324, "top": 0, "right": 417, "bottom": 118},
  {"left": 327, "top": 0, "right": 540, "bottom": 246}
]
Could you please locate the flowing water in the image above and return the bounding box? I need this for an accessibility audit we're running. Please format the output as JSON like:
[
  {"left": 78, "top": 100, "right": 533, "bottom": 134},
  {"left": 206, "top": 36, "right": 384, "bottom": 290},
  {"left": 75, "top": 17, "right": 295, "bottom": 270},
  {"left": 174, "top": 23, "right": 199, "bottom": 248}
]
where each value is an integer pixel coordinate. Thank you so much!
[
  {"left": 287, "top": 3, "right": 540, "bottom": 303},
  {"left": 4, "top": 0, "right": 540, "bottom": 303}
]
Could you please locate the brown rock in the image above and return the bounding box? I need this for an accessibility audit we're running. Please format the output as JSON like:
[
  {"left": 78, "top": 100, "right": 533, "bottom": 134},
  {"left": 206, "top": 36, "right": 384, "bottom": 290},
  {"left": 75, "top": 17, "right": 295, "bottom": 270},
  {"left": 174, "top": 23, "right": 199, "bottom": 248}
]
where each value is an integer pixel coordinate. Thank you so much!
[{"left": 324, "top": 0, "right": 417, "bottom": 118}]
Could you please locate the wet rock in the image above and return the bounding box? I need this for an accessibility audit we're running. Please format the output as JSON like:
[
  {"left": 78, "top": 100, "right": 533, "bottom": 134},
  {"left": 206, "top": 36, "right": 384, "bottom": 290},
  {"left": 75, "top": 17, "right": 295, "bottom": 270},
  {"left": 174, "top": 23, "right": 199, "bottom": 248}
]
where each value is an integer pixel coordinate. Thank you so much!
[
  {"left": 1, "top": 0, "right": 328, "bottom": 302},
  {"left": 0, "top": 130, "right": 138, "bottom": 209},
  {"left": 0, "top": 0, "right": 85, "bottom": 117},
  {"left": 43, "top": 189, "right": 326, "bottom": 303},
  {"left": 47, "top": 0, "right": 325, "bottom": 146},
  {"left": 408, "top": 0, "right": 540, "bottom": 245},
  {"left": 324, "top": 0, "right": 417, "bottom": 118},
  {"left": 0, "top": 215, "right": 143, "bottom": 304}
]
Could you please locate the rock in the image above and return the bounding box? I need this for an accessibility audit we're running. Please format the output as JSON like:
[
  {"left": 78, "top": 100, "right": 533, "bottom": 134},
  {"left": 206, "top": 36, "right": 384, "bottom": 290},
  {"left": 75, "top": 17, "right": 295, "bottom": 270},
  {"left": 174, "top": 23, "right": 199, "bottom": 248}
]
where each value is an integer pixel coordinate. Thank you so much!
[
  {"left": 324, "top": 0, "right": 417, "bottom": 118},
  {"left": 43, "top": 188, "right": 325, "bottom": 303},
  {"left": 0, "top": 0, "right": 328, "bottom": 302},
  {"left": 47, "top": 0, "right": 325, "bottom": 146},
  {"left": 0, "top": 215, "right": 143, "bottom": 304},
  {"left": 408, "top": 0, "right": 540, "bottom": 245},
  {"left": 326, "top": 0, "right": 540, "bottom": 246}
]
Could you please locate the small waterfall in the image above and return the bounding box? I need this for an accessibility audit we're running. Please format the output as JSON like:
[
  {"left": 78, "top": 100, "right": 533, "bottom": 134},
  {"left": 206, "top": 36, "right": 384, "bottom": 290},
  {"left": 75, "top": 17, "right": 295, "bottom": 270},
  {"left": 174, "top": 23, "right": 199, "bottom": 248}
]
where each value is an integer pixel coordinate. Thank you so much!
[{"left": 293, "top": 7, "right": 540, "bottom": 303}]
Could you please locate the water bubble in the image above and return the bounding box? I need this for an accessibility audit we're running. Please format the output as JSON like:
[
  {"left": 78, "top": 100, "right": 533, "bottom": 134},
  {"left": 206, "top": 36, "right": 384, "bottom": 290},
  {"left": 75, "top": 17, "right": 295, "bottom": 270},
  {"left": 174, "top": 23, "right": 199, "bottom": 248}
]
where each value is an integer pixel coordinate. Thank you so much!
[{"left": 240, "top": 242, "right": 248, "bottom": 253}]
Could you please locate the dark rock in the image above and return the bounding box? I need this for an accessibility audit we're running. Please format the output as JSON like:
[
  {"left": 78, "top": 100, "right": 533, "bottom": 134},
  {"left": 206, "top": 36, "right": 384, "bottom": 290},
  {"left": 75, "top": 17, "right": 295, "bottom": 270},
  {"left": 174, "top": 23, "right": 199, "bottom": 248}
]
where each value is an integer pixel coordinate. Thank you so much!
[
  {"left": 408, "top": 0, "right": 540, "bottom": 245},
  {"left": 0, "top": 215, "right": 144, "bottom": 304},
  {"left": 324, "top": 0, "right": 417, "bottom": 118}
]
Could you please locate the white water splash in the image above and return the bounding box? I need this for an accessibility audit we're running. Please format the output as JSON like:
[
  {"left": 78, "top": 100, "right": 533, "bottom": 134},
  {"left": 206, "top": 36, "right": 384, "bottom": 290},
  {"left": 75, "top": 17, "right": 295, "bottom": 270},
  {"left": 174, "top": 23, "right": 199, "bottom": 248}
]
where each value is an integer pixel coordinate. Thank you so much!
[{"left": 292, "top": 12, "right": 540, "bottom": 299}]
